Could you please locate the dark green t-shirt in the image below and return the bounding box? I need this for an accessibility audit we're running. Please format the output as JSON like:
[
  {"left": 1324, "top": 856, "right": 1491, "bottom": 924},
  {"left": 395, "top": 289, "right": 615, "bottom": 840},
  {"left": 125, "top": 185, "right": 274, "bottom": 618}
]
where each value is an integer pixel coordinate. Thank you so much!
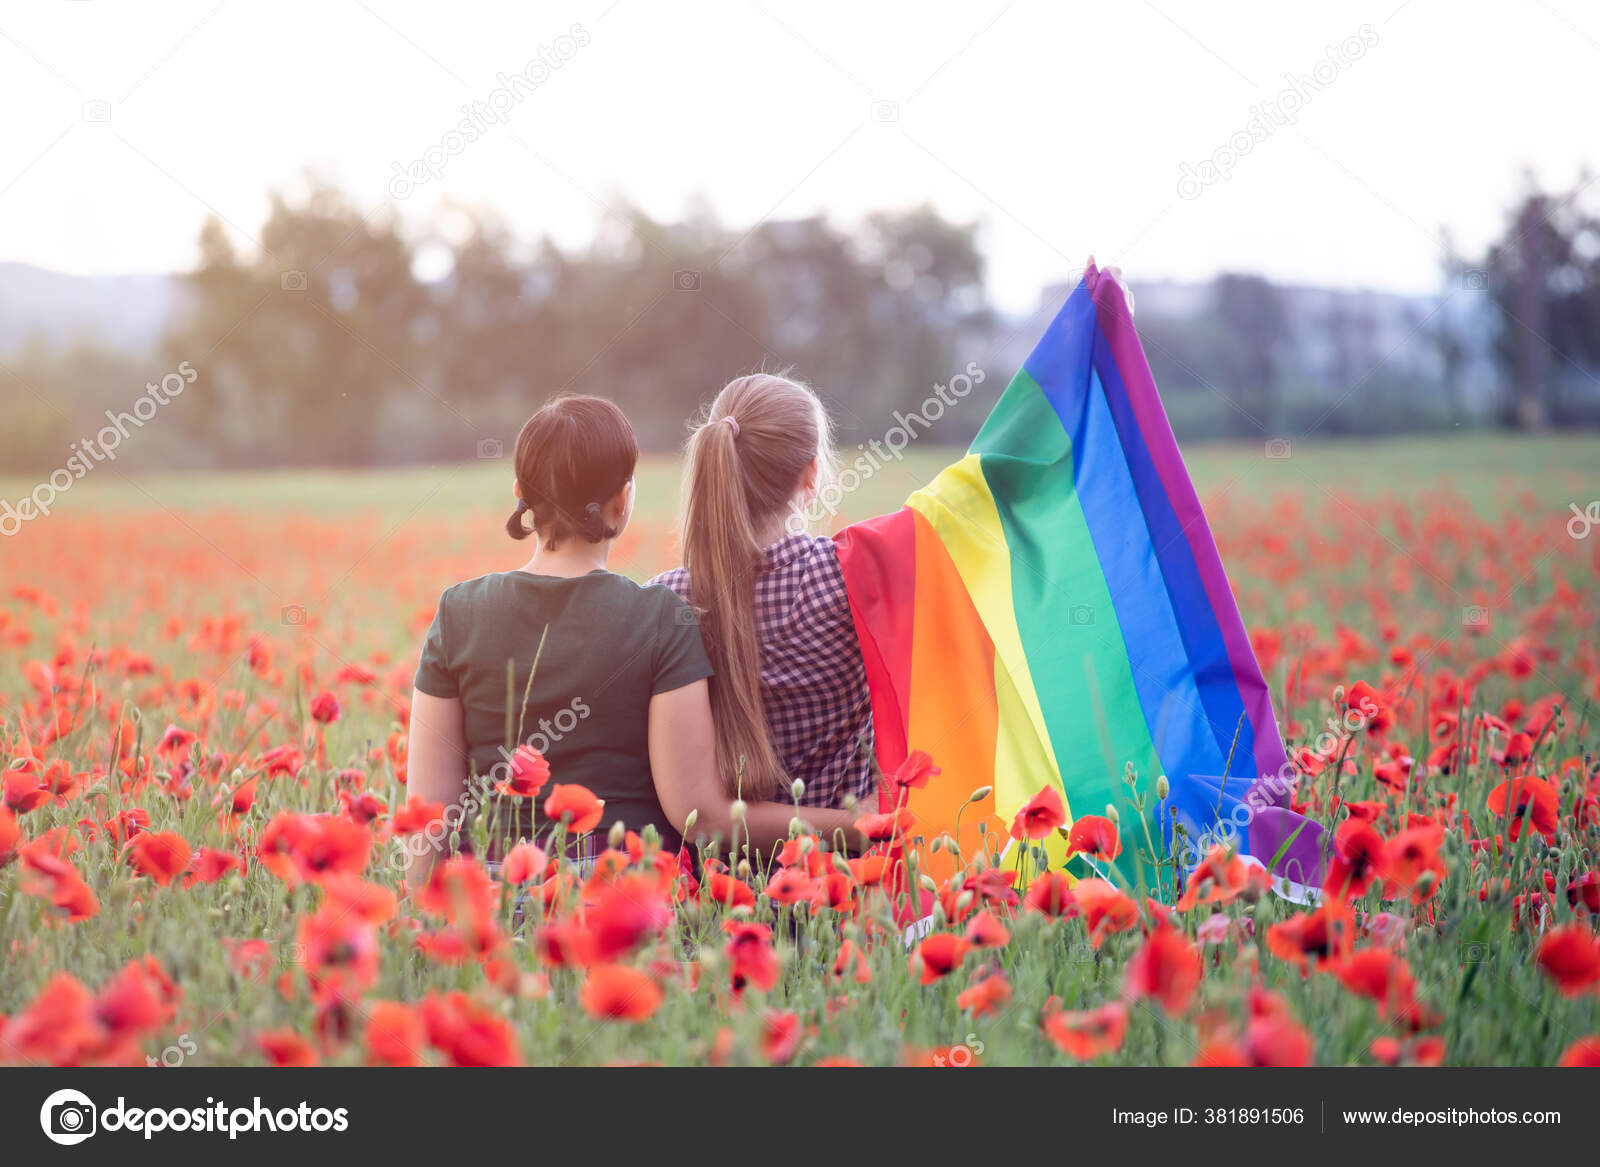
[{"left": 413, "top": 570, "right": 712, "bottom": 852}]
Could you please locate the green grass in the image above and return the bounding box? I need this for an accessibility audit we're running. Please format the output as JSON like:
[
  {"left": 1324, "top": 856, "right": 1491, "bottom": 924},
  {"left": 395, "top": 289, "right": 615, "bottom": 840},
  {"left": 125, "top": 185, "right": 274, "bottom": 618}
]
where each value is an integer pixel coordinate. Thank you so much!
[{"left": 3, "top": 433, "right": 1596, "bottom": 530}]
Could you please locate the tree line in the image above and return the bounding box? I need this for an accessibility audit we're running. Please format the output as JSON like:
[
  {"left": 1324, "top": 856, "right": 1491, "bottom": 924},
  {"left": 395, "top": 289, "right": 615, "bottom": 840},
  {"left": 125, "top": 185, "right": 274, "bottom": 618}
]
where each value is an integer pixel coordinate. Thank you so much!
[{"left": 2, "top": 173, "right": 1596, "bottom": 474}]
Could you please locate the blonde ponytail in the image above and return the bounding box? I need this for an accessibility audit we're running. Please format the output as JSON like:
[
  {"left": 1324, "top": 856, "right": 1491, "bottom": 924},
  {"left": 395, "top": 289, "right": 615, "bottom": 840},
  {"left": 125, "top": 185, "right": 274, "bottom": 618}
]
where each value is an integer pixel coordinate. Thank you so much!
[{"left": 681, "top": 374, "right": 833, "bottom": 800}]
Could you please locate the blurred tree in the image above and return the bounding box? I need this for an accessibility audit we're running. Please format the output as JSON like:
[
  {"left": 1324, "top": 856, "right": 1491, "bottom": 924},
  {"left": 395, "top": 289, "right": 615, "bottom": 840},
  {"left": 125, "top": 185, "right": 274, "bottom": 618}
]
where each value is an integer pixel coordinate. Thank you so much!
[
  {"left": 1212, "top": 273, "right": 1288, "bottom": 437},
  {"left": 1479, "top": 172, "right": 1600, "bottom": 428},
  {"left": 163, "top": 185, "right": 442, "bottom": 466}
]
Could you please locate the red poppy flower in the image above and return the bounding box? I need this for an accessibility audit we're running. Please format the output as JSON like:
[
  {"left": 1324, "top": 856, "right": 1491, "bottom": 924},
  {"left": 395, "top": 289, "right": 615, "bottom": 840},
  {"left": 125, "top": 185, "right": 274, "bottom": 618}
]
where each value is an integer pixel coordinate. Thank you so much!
[
  {"left": 587, "top": 875, "right": 672, "bottom": 961},
  {"left": 963, "top": 908, "right": 1012, "bottom": 948},
  {"left": 1536, "top": 924, "right": 1600, "bottom": 995},
  {"left": 848, "top": 854, "right": 889, "bottom": 886},
  {"left": 419, "top": 990, "right": 521, "bottom": 1066},
  {"left": 1011, "top": 785, "right": 1067, "bottom": 840},
  {"left": 1125, "top": 929, "right": 1202, "bottom": 1015},
  {"left": 258, "top": 1029, "right": 320, "bottom": 1067},
  {"left": 1266, "top": 903, "right": 1353, "bottom": 970},
  {"left": 309, "top": 691, "right": 341, "bottom": 724},
  {"left": 501, "top": 841, "right": 548, "bottom": 885},
  {"left": 1073, "top": 878, "right": 1139, "bottom": 945},
  {"left": 497, "top": 745, "right": 551, "bottom": 798},
  {"left": 1175, "top": 846, "right": 1261, "bottom": 911},
  {"left": 1343, "top": 681, "right": 1394, "bottom": 734},
  {"left": 1022, "top": 872, "right": 1078, "bottom": 918},
  {"left": 186, "top": 846, "right": 243, "bottom": 885},
  {"left": 1486, "top": 775, "right": 1559, "bottom": 842},
  {"left": 765, "top": 868, "right": 822, "bottom": 906},
  {"left": 724, "top": 920, "right": 779, "bottom": 995},
  {"left": 911, "top": 934, "right": 972, "bottom": 985},
  {"left": 416, "top": 856, "right": 500, "bottom": 924},
  {"left": 854, "top": 808, "right": 915, "bottom": 841},
  {"left": 891, "top": 750, "right": 940, "bottom": 790},
  {"left": 543, "top": 783, "right": 605, "bottom": 834},
  {"left": 363, "top": 1001, "right": 426, "bottom": 1066},
  {"left": 1568, "top": 872, "right": 1600, "bottom": 914},
  {"left": 957, "top": 973, "right": 1012, "bottom": 1017},
  {"left": 580, "top": 964, "right": 662, "bottom": 1022},
  {"left": 1559, "top": 1036, "right": 1600, "bottom": 1067},
  {"left": 1381, "top": 823, "right": 1446, "bottom": 902},
  {"left": 832, "top": 938, "right": 872, "bottom": 985},
  {"left": 257, "top": 812, "right": 372, "bottom": 886},
  {"left": 708, "top": 871, "right": 756, "bottom": 909},
  {"left": 0, "top": 806, "right": 20, "bottom": 868},
  {"left": 1044, "top": 1002, "right": 1128, "bottom": 1059},
  {"left": 3, "top": 767, "right": 49, "bottom": 815},
  {"left": 1336, "top": 950, "right": 1416, "bottom": 1012},
  {"left": 762, "top": 1010, "right": 802, "bottom": 1063},
  {"left": 1324, "top": 819, "right": 1386, "bottom": 899},
  {"left": 126, "top": 831, "right": 191, "bottom": 886},
  {"left": 391, "top": 797, "right": 443, "bottom": 836},
  {"left": 1244, "top": 1014, "right": 1314, "bottom": 1066},
  {"left": 1371, "top": 1035, "right": 1446, "bottom": 1066},
  {"left": 1066, "top": 815, "right": 1122, "bottom": 863}
]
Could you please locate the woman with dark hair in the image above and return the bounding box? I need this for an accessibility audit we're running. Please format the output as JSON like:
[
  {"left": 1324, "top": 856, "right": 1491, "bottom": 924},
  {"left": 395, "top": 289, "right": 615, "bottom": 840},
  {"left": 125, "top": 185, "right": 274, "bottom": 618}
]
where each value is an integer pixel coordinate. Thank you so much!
[{"left": 404, "top": 394, "right": 859, "bottom": 889}]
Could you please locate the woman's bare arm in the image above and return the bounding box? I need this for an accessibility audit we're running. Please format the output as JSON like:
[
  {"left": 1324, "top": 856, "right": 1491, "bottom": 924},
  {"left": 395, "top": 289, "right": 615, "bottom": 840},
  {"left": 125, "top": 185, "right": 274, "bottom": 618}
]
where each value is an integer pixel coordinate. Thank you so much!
[
  {"left": 404, "top": 688, "right": 469, "bottom": 893},
  {"left": 649, "top": 680, "right": 862, "bottom": 856}
]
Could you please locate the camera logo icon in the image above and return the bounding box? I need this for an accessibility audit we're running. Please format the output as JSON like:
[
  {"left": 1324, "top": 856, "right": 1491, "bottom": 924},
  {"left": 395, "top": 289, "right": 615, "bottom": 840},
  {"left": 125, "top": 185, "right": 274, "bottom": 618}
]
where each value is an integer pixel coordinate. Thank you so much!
[
  {"left": 1461, "top": 268, "right": 1490, "bottom": 292},
  {"left": 281, "top": 603, "right": 308, "bottom": 626},
  {"left": 82, "top": 99, "right": 112, "bottom": 123},
  {"left": 870, "top": 99, "right": 900, "bottom": 122},
  {"left": 673, "top": 269, "right": 701, "bottom": 291},
  {"left": 476, "top": 437, "right": 504, "bottom": 460},
  {"left": 280, "top": 270, "right": 307, "bottom": 291},
  {"left": 1461, "top": 604, "right": 1490, "bottom": 631},
  {"left": 40, "top": 1088, "right": 97, "bottom": 1145},
  {"left": 1264, "top": 437, "right": 1292, "bottom": 460},
  {"left": 1068, "top": 604, "right": 1095, "bottom": 627}
]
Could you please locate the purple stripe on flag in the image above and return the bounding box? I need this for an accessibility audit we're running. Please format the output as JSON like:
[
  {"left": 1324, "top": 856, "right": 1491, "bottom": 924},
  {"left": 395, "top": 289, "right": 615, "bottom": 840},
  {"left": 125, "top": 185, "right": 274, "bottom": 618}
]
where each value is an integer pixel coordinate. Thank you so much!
[{"left": 1087, "top": 267, "right": 1290, "bottom": 783}]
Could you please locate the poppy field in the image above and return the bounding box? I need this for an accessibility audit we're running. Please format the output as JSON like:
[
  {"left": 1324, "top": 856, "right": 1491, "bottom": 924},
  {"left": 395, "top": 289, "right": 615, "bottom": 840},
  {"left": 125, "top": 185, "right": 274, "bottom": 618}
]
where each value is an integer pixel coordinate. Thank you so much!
[{"left": 2, "top": 435, "right": 1599, "bottom": 1068}]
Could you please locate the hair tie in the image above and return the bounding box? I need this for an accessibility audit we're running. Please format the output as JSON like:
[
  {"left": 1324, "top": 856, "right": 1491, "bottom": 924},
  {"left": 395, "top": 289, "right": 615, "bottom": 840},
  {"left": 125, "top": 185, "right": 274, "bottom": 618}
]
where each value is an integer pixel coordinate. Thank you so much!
[
  {"left": 515, "top": 498, "right": 529, "bottom": 513},
  {"left": 721, "top": 416, "right": 740, "bottom": 439},
  {"left": 585, "top": 502, "right": 602, "bottom": 519}
]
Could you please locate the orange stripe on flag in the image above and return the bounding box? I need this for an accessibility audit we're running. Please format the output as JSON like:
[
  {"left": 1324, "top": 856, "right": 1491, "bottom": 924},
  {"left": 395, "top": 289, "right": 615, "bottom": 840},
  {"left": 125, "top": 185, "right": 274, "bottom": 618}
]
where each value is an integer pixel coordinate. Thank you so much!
[{"left": 904, "top": 508, "right": 1006, "bottom": 886}]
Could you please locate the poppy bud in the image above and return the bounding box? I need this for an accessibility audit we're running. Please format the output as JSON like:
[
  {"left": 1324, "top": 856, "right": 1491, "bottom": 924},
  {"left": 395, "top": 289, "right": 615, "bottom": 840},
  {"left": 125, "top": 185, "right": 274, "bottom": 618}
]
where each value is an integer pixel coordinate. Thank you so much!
[
  {"left": 969, "top": 785, "right": 993, "bottom": 803},
  {"left": 1331, "top": 684, "right": 1345, "bottom": 704},
  {"left": 955, "top": 890, "right": 975, "bottom": 915},
  {"left": 792, "top": 779, "right": 806, "bottom": 802},
  {"left": 737, "top": 859, "right": 752, "bottom": 880},
  {"left": 1156, "top": 775, "right": 1169, "bottom": 800},
  {"left": 831, "top": 853, "right": 852, "bottom": 876},
  {"left": 919, "top": 874, "right": 938, "bottom": 892},
  {"left": 789, "top": 817, "right": 804, "bottom": 836},
  {"left": 731, "top": 799, "right": 747, "bottom": 822},
  {"left": 683, "top": 809, "right": 699, "bottom": 835},
  {"left": 1105, "top": 805, "right": 1119, "bottom": 825},
  {"left": 608, "top": 819, "right": 625, "bottom": 848}
]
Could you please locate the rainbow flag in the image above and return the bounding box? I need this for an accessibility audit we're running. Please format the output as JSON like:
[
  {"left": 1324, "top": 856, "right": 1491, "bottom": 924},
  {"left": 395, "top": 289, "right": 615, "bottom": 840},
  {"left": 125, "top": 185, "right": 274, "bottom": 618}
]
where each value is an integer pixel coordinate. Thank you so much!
[{"left": 834, "top": 263, "right": 1323, "bottom": 899}]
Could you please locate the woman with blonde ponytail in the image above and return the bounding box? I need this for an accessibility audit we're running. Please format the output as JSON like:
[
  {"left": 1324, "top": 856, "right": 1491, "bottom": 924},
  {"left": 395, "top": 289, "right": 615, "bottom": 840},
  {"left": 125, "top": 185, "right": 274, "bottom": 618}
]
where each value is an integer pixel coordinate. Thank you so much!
[{"left": 652, "top": 374, "right": 875, "bottom": 811}]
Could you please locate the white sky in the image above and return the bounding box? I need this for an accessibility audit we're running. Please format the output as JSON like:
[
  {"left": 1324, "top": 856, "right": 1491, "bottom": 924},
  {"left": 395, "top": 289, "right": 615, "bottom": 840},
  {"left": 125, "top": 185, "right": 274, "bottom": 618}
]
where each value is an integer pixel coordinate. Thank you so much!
[{"left": 0, "top": 0, "right": 1594, "bottom": 312}]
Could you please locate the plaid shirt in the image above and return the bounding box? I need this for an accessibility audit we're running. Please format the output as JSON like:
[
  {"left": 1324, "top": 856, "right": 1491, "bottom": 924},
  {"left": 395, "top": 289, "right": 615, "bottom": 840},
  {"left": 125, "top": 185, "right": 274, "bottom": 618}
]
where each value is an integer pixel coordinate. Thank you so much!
[{"left": 651, "top": 533, "right": 875, "bottom": 809}]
